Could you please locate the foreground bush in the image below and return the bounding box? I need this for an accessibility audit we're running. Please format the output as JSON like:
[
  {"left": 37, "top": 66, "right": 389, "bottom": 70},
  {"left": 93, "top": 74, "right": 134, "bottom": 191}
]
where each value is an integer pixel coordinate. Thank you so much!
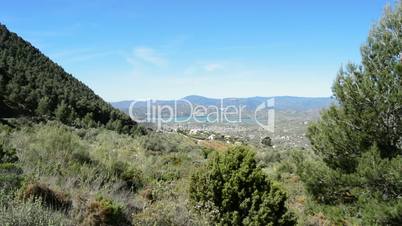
[
  {"left": 82, "top": 196, "right": 129, "bottom": 226},
  {"left": 141, "top": 133, "right": 179, "bottom": 153},
  {"left": 23, "top": 183, "right": 72, "bottom": 212},
  {"left": 190, "top": 146, "right": 295, "bottom": 226},
  {"left": 0, "top": 162, "right": 23, "bottom": 191},
  {"left": 0, "top": 142, "right": 18, "bottom": 163},
  {"left": 295, "top": 147, "right": 402, "bottom": 224},
  {"left": 0, "top": 131, "right": 23, "bottom": 191},
  {"left": 0, "top": 190, "right": 72, "bottom": 226},
  {"left": 110, "top": 161, "right": 143, "bottom": 191}
]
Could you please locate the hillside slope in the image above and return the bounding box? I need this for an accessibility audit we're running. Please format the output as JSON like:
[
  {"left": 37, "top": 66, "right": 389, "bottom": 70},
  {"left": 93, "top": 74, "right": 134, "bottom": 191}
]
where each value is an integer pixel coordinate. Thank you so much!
[{"left": 0, "top": 24, "right": 140, "bottom": 134}]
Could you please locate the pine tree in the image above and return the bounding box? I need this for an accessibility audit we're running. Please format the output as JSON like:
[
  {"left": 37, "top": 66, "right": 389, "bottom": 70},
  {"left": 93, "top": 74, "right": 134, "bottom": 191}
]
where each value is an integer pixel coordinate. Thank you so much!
[
  {"left": 308, "top": 3, "right": 402, "bottom": 173},
  {"left": 301, "top": 2, "right": 402, "bottom": 224},
  {"left": 36, "top": 97, "right": 51, "bottom": 116},
  {"left": 55, "top": 101, "right": 71, "bottom": 124}
]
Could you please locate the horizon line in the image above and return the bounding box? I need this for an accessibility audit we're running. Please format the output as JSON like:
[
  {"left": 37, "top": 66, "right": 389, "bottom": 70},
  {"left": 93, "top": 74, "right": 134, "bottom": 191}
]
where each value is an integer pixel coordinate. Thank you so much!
[{"left": 109, "top": 95, "right": 333, "bottom": 103}]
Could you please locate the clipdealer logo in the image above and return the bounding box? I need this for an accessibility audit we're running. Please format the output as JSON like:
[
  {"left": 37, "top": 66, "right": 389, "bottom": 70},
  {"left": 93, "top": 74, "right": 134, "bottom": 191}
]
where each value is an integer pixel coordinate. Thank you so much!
[{"left": 129, "top": 98, "right": 275, "bottom": 132}]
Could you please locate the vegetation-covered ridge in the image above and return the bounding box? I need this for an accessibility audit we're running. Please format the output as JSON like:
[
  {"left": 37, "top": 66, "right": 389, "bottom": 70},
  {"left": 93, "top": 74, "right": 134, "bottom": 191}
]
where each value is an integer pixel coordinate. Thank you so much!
[{"left": 0, "top": 23, "right": 142, "bottom": 134}]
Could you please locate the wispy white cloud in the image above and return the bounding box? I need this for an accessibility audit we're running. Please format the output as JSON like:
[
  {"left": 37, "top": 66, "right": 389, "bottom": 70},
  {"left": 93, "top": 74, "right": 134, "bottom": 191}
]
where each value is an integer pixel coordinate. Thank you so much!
[
  {"left": 184, "top": 61, "right": 226, "bottom": 75},
  {"left": 131, "top": 47, "right": 167, "bottom": 67},
  {"left": 204, "top": 63, "right": 224, "bottom": 72},
  {"left": 48, "top": 48, "right": 118, "bottom": 63}
]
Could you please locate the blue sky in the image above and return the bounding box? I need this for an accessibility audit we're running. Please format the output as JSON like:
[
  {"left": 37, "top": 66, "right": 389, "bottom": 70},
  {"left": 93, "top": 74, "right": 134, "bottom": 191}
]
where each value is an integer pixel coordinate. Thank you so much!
[{"left": 0, "top": 0, "right": 391, "bottom": 101}]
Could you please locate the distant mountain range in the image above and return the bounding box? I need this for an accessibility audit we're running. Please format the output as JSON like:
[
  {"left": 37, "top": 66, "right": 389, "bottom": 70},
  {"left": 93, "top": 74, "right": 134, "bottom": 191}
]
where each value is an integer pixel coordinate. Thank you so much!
[{"left": 111, "top": 95, "right": 335, "bottom": 112}]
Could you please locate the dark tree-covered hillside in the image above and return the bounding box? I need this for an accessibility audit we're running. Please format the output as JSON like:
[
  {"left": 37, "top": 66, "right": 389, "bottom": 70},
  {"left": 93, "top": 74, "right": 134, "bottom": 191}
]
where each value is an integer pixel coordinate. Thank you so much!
[{"left": 0, "top": 24, "right": 142, "bottom": 134}]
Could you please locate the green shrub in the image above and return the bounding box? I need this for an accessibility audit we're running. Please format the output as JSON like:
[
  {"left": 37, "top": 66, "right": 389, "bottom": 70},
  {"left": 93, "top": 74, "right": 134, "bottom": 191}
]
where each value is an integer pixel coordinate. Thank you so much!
[
  {"left": 141, "top": 132, "right": 200, "bottom": 154},
  {"left": 141, "top": 133, "right": 179, "bottom": 154},
  {"left": 201, "top": 147, "right": 214, "bottom": 159},
  {"left": 0, "top": 189, "right": 72, "bottom": 226},
  {"left": 296, "top": 146, "right": 402, "bottom": 223},
  {"left": 0, "top": 141, "right": 18, "bottom": 163},
  {"left": 0, "top": 163, "right": 24, "bottom": 191},
  {"left": 257, "top": 150, "right": 282, "bottom": 167},
  {"left": 133, "top": 199, "right": 209, "bottom": 226},
  {"left": 15, "top": 123, "right": 89, "bottom": 176},
  {"left": 72, "top": 149, "right": 93, "bottom": 165},
  {"left": 294, "top": 154, "right": 358, "bottom": 204},
  {"left": 110, "top": 161, "right": 143, "bottom": 191},
  {"left": 143, "top": 152, "right": 195, "bottom": 183},
  {"left": 190, "top": 146, "right": 296, "bottom": 225},
  {"left": 23, "top": 183, "right": 72, "bottom": 212},
  {"left": 360, "top": 198, "right": 402, "bottom": 225},
  {"left": 261, "top": 136, "right": 273, "bottom": 147},
  {"left": 0, "top": 135, "right": 24, "bottom": 191},
  {"left": 356, "top": 147, "right": 402, "bottom": 200},
  {"left": 82, "top": 196, "right": 129, "bottom": 226}
]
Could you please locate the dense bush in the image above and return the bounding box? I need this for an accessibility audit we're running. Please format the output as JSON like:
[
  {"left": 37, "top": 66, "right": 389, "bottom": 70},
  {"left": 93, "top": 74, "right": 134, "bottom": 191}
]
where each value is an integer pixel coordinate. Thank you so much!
[
  {"left": 301, "top": 118, "right": 402, "bottom": 221},
  {"left": 133, "top": 198, "right": 208, "bottom": 226},
  {"left": 141, "top": 133, "right": 179, "bottom": 153},
  {"left": 72, "top": 149, "right": 94, "bottom": 165},
  {"left": 23, "top": 183, "right": 72, "bottom": 211},
  {"left": 0, "top": 131, "right": 23, "bottom": 191},
  {"left": 82, "top": 196, "right": 129, "bottom": 226},
  {"left": 261, "top": 136, "right": 273, "bottom": 147},
  {"left": 0, "top": 190, "right": 72, "bottom": 226},
  {"left": 190, "top": 146, "right": 296, "bottom": 225},
  {"left": 0, "top": 143, "right": 18, "bottom": 163},
  {"left": 110, "top": 161, "right": 143, "bottom": 191},
  {"left": 0, "top": 163, "right": 24, "bottom": 191}
]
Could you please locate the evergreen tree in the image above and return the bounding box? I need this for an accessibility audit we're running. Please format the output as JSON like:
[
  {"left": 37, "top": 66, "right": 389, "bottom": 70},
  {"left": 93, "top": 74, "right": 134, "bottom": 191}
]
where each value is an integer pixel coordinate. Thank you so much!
[
  {"left": 300, "top": 2, "right": 402, "bottom": 224},
  {"left": 308, "top": 3, "right": 402, "bottom": 173},
  {"left": 83, "top": 112, "right": 96, "bottom": 128},
  {"left": 55, "top": 101, "right": 71, "bottom": 124},
  {"left": 36, "top": 97, "right": 51, "bottom": 116},
  {"left": 190, "top": 146, "right": 295, "bottom": 225}
]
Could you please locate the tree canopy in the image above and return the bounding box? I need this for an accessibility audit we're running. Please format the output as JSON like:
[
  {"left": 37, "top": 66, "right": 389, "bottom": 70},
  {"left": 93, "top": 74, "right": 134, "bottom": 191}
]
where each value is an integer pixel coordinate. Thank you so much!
[
  {"left": 307, "top": 3, "right": 402, "bottom": 173},
  {"left": 301, "top": 2, "right": 402, "bottom": 224}
]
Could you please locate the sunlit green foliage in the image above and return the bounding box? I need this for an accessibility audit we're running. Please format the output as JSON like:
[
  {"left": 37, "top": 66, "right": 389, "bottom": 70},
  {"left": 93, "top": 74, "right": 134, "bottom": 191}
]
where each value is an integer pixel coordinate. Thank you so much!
[
  {"left": 82, "top": 195, "right": 129, "bottom": 226},
  {"left": 190, "top": 146, "right": 296, "bottom": 225},
  {"left": 308, "top": 3, "right": 402, "bottom": 173},
  {"left": 302, "top": 2, "right": 402, "bottom": 224}
]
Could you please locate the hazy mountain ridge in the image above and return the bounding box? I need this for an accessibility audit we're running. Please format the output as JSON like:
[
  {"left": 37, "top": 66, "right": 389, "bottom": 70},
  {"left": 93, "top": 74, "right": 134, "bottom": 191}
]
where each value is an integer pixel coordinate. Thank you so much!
[{"left": 112, "top": 95, "right": 334, "bottom": 112}]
